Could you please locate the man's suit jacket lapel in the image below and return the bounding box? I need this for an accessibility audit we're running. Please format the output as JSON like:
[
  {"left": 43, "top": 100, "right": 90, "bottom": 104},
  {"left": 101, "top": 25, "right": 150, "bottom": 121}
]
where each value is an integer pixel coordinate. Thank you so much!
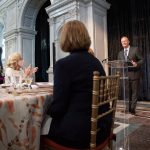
[{"left": 128, "top": 47, "right": 134, "bottom": 61}]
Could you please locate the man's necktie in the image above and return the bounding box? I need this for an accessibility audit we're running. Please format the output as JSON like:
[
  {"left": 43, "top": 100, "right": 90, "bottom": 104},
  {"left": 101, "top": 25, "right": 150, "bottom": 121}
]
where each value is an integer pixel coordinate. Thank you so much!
[{"left": 124, "top": 49, "right": 128, "bottom": 61}]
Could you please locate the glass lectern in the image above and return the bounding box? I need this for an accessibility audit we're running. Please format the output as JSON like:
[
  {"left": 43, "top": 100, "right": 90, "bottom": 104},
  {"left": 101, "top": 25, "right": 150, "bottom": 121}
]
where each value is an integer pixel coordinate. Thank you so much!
[
  {"left": 107, "top": 60, "right": 130, "bottom": 102},
  {"left": 105, "top": 60, "right": 133, "bottom": 150}
]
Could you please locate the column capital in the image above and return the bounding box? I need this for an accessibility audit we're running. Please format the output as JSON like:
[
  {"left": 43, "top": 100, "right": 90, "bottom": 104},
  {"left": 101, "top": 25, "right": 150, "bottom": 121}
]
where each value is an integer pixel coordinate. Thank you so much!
[{"left": 48, "top": 17, "right": 55, "bottom": 25}]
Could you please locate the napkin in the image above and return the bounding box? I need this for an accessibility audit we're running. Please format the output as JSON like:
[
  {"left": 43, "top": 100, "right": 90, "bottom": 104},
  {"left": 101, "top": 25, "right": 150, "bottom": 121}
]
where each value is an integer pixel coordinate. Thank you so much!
[
  {"left": 31, "top": 85, "right": 39, "bottom": 89},
  {"left": 36, "top": 82, "right": 53, "bottom": 88}
]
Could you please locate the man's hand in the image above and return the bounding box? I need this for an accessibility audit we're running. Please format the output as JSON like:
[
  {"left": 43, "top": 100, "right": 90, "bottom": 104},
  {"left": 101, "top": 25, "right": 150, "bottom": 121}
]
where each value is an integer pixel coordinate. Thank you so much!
[{"left": 131, "top": 60, "right": 138, "bottom": 67}]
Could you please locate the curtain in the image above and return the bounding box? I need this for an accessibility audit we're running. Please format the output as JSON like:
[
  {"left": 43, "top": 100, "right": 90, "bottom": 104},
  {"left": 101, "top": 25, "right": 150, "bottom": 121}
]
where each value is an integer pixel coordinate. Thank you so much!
[{"left": 107, "top": 0, "right": 150, "bottom": 100}]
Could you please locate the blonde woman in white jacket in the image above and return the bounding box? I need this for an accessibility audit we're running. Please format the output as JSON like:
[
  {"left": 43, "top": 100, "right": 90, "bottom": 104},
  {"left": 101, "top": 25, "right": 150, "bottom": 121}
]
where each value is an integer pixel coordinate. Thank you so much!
[{"left": 5, "top": 52, "right": 38, "bottom": 84}]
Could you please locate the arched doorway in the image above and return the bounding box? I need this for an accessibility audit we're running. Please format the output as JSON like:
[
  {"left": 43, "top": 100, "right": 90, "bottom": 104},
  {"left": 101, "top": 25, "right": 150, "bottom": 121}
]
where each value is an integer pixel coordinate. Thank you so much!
[{"left": 35, "top": 0, "right": 51, "bottom": 82}]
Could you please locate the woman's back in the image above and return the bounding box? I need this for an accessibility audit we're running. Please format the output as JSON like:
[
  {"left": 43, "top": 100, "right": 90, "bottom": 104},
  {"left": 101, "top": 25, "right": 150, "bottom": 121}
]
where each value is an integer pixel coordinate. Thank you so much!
[
  {"left": 48, "top": 51, "right": 109, "bottom": 148},
  {"left": 47, "top": 20, "right": 112, "bottom": 149}
]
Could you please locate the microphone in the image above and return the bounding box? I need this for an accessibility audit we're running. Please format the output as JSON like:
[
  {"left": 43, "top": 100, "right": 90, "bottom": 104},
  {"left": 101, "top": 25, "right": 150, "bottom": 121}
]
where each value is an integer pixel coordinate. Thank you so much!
[
  {"left": 102, "top": 58, "right": 109, "bottom": 63},
  {"left": 102, "top": 54, "right": 113, "bottom": 63}
]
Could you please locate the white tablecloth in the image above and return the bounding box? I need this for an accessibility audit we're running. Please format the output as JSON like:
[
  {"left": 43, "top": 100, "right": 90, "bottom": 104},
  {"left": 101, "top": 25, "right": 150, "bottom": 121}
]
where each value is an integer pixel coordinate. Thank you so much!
[{"left": 0, "top": 84, "right": 53, "bottom": 150}]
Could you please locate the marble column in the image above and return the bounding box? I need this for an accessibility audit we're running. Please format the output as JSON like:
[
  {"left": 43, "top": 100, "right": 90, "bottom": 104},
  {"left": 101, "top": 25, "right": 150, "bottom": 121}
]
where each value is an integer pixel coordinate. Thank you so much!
[{"left": 46, "top": 0, "right": 110, "bottom": 81}]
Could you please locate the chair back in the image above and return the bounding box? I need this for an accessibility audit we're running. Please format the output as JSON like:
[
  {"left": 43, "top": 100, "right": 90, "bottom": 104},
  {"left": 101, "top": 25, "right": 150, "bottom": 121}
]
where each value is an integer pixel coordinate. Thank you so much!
[{"left": 90, "top": 71, "right": 120, "bottom": 150}]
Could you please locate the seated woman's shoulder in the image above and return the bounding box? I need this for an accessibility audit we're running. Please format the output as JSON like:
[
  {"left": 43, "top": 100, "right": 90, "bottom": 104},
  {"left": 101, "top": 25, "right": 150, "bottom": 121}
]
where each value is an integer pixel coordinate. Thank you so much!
[
  {"left": 56, "top": 55, "right": 71, "bottom": 64},
  {"left": 5, "top": 67, "right": 19, "bottom": 76},
  {"left": 5, "top": 67, "right": 13, "bottom": 73}
]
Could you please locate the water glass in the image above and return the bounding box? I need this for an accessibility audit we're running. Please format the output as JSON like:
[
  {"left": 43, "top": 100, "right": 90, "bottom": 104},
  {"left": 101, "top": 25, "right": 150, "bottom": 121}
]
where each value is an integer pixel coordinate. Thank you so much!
[{"left": 11, "top": 75, "right": 22, "bottom": 89}]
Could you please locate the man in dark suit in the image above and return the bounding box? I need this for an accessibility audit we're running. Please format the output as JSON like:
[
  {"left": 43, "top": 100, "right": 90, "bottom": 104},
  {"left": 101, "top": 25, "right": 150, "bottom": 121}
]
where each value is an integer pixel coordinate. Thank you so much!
[{"left": 118, "top": 36, "right": 144, "bottom": 114}]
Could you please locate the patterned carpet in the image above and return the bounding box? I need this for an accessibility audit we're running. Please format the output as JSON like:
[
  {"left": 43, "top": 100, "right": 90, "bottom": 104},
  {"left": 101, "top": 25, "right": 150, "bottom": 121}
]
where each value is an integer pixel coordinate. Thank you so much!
[
  {"left": 135, "top": 110, "right": 150, "bottom": 118},
  {"left": 113, "top": 101, "right": 150, "bottom": 150}
]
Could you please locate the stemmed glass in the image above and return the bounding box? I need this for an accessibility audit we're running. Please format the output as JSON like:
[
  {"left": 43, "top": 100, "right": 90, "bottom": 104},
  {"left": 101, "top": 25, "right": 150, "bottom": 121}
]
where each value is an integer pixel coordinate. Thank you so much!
[{"left": 24, "top": 76, "right": 33, "bottom": 89}]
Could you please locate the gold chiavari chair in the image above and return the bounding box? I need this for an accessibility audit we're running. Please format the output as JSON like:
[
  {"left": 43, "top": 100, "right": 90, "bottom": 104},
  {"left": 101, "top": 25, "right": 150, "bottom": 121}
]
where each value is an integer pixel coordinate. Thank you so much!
[{"left": 40, "top": 71, "right": 120, "bottom": 150}]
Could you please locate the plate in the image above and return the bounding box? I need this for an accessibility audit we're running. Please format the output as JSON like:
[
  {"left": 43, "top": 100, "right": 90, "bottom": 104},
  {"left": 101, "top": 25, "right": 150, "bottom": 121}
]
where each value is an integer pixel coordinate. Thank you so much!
[{"left": 1, "top": 84, "right": 10, "bottom": 88}]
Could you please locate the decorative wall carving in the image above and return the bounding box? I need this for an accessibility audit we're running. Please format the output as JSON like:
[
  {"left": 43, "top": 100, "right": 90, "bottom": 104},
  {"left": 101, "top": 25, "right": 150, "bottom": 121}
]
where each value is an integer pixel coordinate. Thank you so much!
[
  {"left": 0, "top": 8, "right": 7, "bottom": 29},
  {"left": 68, "top": 7, "right": 79, "bottom": 18},
  {"left": 17, "top": 0, "right": 24, "bottom": 11},
  {"left": 48, "top": 17, "right": 55, "bottom": 25}
]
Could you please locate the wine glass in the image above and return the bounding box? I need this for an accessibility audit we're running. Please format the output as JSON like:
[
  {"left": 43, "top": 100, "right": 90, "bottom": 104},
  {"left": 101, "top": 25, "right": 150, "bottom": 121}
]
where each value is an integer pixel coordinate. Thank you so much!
[{"left": 25, "top": 76, "right": 33, "bottom": 89}]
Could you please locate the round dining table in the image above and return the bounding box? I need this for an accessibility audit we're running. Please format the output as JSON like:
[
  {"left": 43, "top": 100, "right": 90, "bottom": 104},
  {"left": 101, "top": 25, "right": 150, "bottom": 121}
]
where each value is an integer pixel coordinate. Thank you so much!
[{"left": 0, "top": 83, "right": 53, "bottom": 150}]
